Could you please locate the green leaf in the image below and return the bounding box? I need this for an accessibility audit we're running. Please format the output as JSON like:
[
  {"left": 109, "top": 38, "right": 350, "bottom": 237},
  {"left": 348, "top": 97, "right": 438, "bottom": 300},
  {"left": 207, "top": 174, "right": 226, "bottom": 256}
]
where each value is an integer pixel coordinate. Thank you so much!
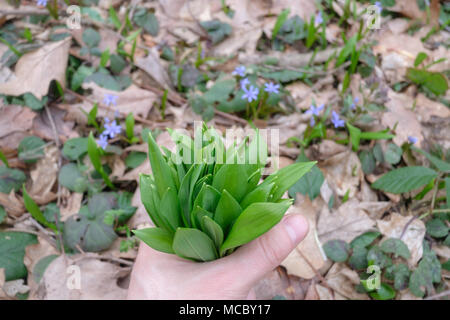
[
  {"left": 133, "top": 8, "right": 159, "bottom": 36},
  {"left": 412, "top": 147, "right": 450, "bottom": 172},
  {"left": 125, "top": 151, "right": 146, "bottom": 169},
  {"left": 323, "top": 240, "right": 350, "bottom": 262},
  {"left": 259, "top": 161, "right": 317, "bottom": 201},
  {"left": 384, "top": 143, "right": 402, "bottom": 165},
  {"left": 200, "top": 20, "right": 232, "bottom": 44},
  {"left": 240, "top": 181, "right": 273, "bottom": 210},
  {"left": 386, "top": 263, "right": 410, "bottom": 290},
  {"left": 346, "top": 123, "right": 361, "bottom": 151},
  {"left": 133, "top": 227, "right": 174, "bottom": 254},
  {"left": 22, "top": 186, "right": 58, "bottom": 232},
  {"left": 212, "top": 164, "right": 249, "bottom": 203},
  {"left": 336, "top": 35, "right": 358, "bottom": 67},
  {"left": 146, "top": 131, "right": 176, "bottom": 198},
  {"left": 350, "top": 231, "right": 381, "bottom": 248},
  {"left": 201, "top": 216, "right": 224, "bottom": 249},
  {"left": 409, "top": 242, "right": 441, "bottom": 297},
  {"left": 139, "top": 174, "right": 167, "bottom": 230},
  {"left": 82, "top": 28, "right": 101, "bottom": 48},
  {"left": 369, "top": 283, "right": 396, "bottom": 300},
  {"left": 288, "top": 154, "right": 324, "bottom": 201},
  {"left": 349, "top": 246, "right": 368, "bottom": 270},
  {"left": 0, "top": 205, "right": 5, "bottom": 224},
  {"left": 62, "top": 137, "right": 88, "bottom": 161},
  {"left": 125, "top": 112, "right": 135, "bottom": 140},
  {"left": 214, "top": 189, "right": 242, "bottom": 232},
  {"left": 23, "top": 93, "right": 45, "bottom": 110},
  {"left": 407, "top": 68, "right": 448, "bottom": 96},
  {"left": 380, "top": 238, "right": 411, "bottom": 259},
  {"left": 414, "top": 52, "right": 428, "bottom": 67},
  {"left": 0, "top": 231, "right": 37, "bottom": 281},
  {"left": 173, "top": 228, "right": 218, "bottom": 261},
  {"left": 58, "top": 163, "right": 88, "bottom": 193},
  {"left": 18, "top": 136, "right": 45, "bottom": 163},
  {"left": 426, "top": 218, "right": 449, "bottom": 238},
  {"left": 372, "top": 166, "right": 438, "bottom": 194},
  {"left": 160, "top": 187, "right": 183, "bottom": 232},
  {"left": 110, "top": 54, "right": 126, "bottom": 74},
  {"left": 71, "top": 64, "right": 94, "bottom": 91},
  {"left": 0, "top": 166, "right": 26, "bottom": 194},
  {"left": 367, "top": 245, "right": 392, "bottom": 269},
  {"left": 221, "top": 202, "right": 290, "bottom": 252},
  {"left": 359, "top": 150, "right": 376, "bottom": 174},
  {"left": 272, "top": 9, "right": 290, "bottom": 40},
  {"left": 0, "top": 149, "right": 9, "bottom": 167},
  {"left": 88, "top": 132, "right": 114, "bottom": 188}
]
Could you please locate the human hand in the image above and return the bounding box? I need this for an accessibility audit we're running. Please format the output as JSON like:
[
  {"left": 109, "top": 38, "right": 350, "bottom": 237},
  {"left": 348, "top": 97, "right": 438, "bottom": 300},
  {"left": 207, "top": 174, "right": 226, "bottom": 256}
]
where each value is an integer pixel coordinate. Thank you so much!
[{"left": 127, "top": 214, "right": 309, "bottom": 300}]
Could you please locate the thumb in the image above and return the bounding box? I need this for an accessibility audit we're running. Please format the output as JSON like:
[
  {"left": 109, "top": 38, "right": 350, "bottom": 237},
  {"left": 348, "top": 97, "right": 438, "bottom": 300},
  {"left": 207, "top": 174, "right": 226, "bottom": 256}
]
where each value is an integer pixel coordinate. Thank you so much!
[{"left": 221, "top": 214, "right": 309, "bottom": 290}]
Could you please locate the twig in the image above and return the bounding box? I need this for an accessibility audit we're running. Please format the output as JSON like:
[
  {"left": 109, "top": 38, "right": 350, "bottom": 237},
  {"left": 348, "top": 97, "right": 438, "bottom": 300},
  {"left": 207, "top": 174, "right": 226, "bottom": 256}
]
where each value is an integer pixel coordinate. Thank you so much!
[
  {"left": 424, "top": 289, "right": 450, "bottom": 300},
  {"left": 71, "top": 252, "right": 134, "bottom": 266}
]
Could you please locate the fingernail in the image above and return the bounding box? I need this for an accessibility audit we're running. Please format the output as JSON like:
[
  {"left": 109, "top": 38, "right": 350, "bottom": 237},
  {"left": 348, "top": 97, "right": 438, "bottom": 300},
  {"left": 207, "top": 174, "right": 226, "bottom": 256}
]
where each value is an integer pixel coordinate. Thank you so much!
[{"left": 283, "top": 214, "right": 308, "bottom": 243}]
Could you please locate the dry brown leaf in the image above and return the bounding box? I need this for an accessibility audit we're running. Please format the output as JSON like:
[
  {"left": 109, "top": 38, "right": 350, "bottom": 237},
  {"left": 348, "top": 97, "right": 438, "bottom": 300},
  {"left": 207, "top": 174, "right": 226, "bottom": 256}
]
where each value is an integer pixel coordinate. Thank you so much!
[
  {"left": 376, "top": 213, "right": 426, "bottom": 267},
  {"left": 0, "top": 105, "right": 36, "bottom": 152},
  {"left": 320, "top": 150, "right": 362, "bottom": 198},
  {"left": 325, "top": 263, "right": 369, "bottom": 300},
  {"left": 24, "top": 236, "right": 59, "bottom": 299},
  {"left": 281, "top": 195, "right": 326, "bottom": 280},
  {"left": 310, "top": 139, "right": 348, "bottom": 161},
  {"left": 415, "top": 94, "right": 450, "bottom": 123},
  {"left": 382, "top": 90, "right": 423, "bottom": 147},
  {"left": 59, "top": 189, "right": 83, "bottom": 222},
  {"left": 32, "top": 106, "right": 77, "bottom": 143},
  {"left": 79, "top": 82, "right": 157, "bottom": 119},
  {"left": 433, "top": 245, "right": 450, "bottom": 260},
  {"left": 0, "top": 190, "right": 25, "bottom": 217},
  {"left": 318, "top": 199, "right": 376, "bottom": 243},
  {"left": 0, "top": 38, "right": 71, "bottom": 99},
  {"left": 27, "top": 145, "right": 59, "bottom": 205},
  {"left": 388, "top": 0, "right": 426, "bottom": 20},
  {"left": 38, "top": 256, "right": 128, "bottom": 300},
  {"left": 0, "top": 268, "right": 6, "bottom": 299},
  {"left": 135, "top": 49, "right": 173, "bottom": 90}
]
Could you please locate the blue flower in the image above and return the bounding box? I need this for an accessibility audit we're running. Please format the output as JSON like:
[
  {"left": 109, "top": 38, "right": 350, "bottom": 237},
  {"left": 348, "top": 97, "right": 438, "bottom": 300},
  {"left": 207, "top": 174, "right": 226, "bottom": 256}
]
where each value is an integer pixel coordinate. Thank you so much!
[
  {"left": 242, "top": 85, "right": 259, "bottom": 103},
  {"left": 310, "top": 117, "right": 316, "bottom": 127},
  {"left": 331, "top": 111, "right": 345, "bottom": 128},
  {"left": 408, "top": 136, "right": 418, "bottom": 144},
  {"left": 103, "top": 93, "right": 118, "bottom": 107},
  {"left": 306, "top": 103, "right": 324, "bottom": 116},
  {"left": 232, "top": 65, "right": 246, "bottom": 77},
  {"left": 264, "top": 82, "right": 280, "bottom": 94},
  {"left": 96, "top": 134, "right": 108, "bottom": 150},
  {"left": 240, "top": 78, "right": 250, "bottom": 90},
  {"left": 37, "top": 0, "right": 48, "bottom": 6},
  {"left": 374, "top": 1, "right": 382, "bottom": 13},
  {"left": 350, "top": 97, "right": 359, "bottom": 110},
  {"left": 103, "top": 120, "right": 122, "bottom": 138},
  {"left": 315, "top": 12, "right": 323, "bottom": 25}
]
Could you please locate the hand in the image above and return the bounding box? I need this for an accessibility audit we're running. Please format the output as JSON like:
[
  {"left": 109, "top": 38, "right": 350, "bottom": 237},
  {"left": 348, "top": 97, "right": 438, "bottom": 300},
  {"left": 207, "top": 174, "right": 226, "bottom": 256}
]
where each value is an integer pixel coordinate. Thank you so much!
[{"left": 127, "top": 214, "right": 309, "bottom": 300}]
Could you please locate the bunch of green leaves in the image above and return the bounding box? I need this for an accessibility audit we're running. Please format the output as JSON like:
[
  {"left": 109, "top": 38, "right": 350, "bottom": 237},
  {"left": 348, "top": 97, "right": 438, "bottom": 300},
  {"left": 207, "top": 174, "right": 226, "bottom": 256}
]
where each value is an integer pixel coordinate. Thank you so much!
[
  {"left": 134, "top": 124, "right": 316, "bottom": 261},
  {"left": 323, "top": 232, "right": 415, "bottom": 300}
]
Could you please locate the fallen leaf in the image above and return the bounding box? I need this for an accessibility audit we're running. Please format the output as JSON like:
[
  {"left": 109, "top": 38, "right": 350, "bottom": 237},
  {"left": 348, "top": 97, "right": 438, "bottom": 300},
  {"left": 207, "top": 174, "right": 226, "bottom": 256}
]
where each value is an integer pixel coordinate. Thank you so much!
[
  {"left": 135, "top": 49, "right": 173, "bottom": 90},
  {"left": 32, "top": 106, "right": 77, "bottom": 144},
  {"left": 0, "top": 38, "right": 71, "bottom": 99},
  {"left": 38, "top": 256, "right": 128, "bottom": 300},
  {"left": 281, "top": 195, "right": 327, "bottom": 279},
  {"left": 0, "top": 190, "right": 25, "bottom": 217},
  {"left": 318, "top": 199, "right": 376, "bottom": 243},
  {"left": 0, "top": 105, "right": 36, "bottom": 152},
  {"left": 59, "top": 189, "right": 83, "bottom": 222},
  {"left": 325, "top": 263, "right": 369, "bottom": 300},
  {"left": 376, "top": 213, "right": 426, "bottom": 267}
]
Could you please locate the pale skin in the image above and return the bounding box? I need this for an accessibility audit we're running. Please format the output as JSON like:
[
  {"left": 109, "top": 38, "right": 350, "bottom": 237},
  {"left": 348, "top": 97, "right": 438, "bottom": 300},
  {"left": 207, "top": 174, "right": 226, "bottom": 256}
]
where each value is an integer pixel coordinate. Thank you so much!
[{"left": 127, "top": 214, "right": 309, "bottom": 299}]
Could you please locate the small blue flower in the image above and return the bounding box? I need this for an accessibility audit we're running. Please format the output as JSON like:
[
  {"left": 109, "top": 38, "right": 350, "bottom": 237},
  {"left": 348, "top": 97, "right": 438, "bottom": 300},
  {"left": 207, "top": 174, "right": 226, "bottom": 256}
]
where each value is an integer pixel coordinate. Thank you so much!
[
  {"left": 374, "top": 1, "right": 382, "bottom": 13},
  {"left": 104, "top": 117, "right": 110, "bottom": 124},
  {"left": 103, "top": 120, "right": 122, "bottom": 138},
  {"left": 240, "top": 78, "right": 250, "bottom": 90},
  {"left": 350, "top": 97, "right": 359, "bottom": 110},
  {"left": 97, "top": 134, "right": 108, "bottom": 150},
  {"left": 331, "top": 111, "right": 345, "bottom": 128},
  {"left": 264, "top": 82, "right": 280, "bottom": 94},
  {"left": 408, "top": 136, "right": 418, "bottom": 144},
  {"left": 103, "top": 93, "right": 118, "bottom": 107},
  {"left": 310, "top": 117, "right": 316, "bottom": 127},
  {"left": 37, "top": 0, "right": 48, "bottom": 6},
  {"left": 242, "top": 85, "right": 259, "bottom": 103},
  {"left": 315, "top": 12, "right": 323, "bottom": 25},
  {"left": 232, "top": 65, "right": 246, "bottom": 77},
  {"left": 306, "top": 103, "right": 324, "bottom": 116}
]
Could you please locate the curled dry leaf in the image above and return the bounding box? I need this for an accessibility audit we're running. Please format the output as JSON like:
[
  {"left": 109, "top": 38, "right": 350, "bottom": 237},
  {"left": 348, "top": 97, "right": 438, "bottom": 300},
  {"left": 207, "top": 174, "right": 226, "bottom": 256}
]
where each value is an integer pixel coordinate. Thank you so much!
[
  {"left": 27, "top": 146, "right": 59, "bottom": 205},
  {"left": 135, "top": 49, "right": 173, "bottom": 90},
  {"left": 0, "top": 190, "right": 25, "bottom": 217},
  {"left": 376, "top": 213, "right": 426, "bottom": 267},
  {"left": 79, "top": 82, "right": 157, "bottom": 119},
  {"left": 32, "top": 106, "right": 77, "bottom": 144},
  {"left": 0, "top": 105, "right": 36, "bottom": 152},
  {"left": 38, "top": 256, "right": 128, "bottom": 300},
  {"left": 325, "top": 263, "right": 369, "bottom": 300},
  {"left": 0, "top": 38, "right": 71, "bottom": 99},
  {"left": 281, "top": 195, "right": 327, "bottom": 280},
  {"left": 319, "top": 150, "right": 362, "bottom": 198},
  {"left": 318, "top": 199, "right": 376, "bottom": 243},
  {"left": 382, "top": 90, "right": 423, "bottom": 147},
  {"left": 59, "top": 188, "right": 83, "bottom": 222}
]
